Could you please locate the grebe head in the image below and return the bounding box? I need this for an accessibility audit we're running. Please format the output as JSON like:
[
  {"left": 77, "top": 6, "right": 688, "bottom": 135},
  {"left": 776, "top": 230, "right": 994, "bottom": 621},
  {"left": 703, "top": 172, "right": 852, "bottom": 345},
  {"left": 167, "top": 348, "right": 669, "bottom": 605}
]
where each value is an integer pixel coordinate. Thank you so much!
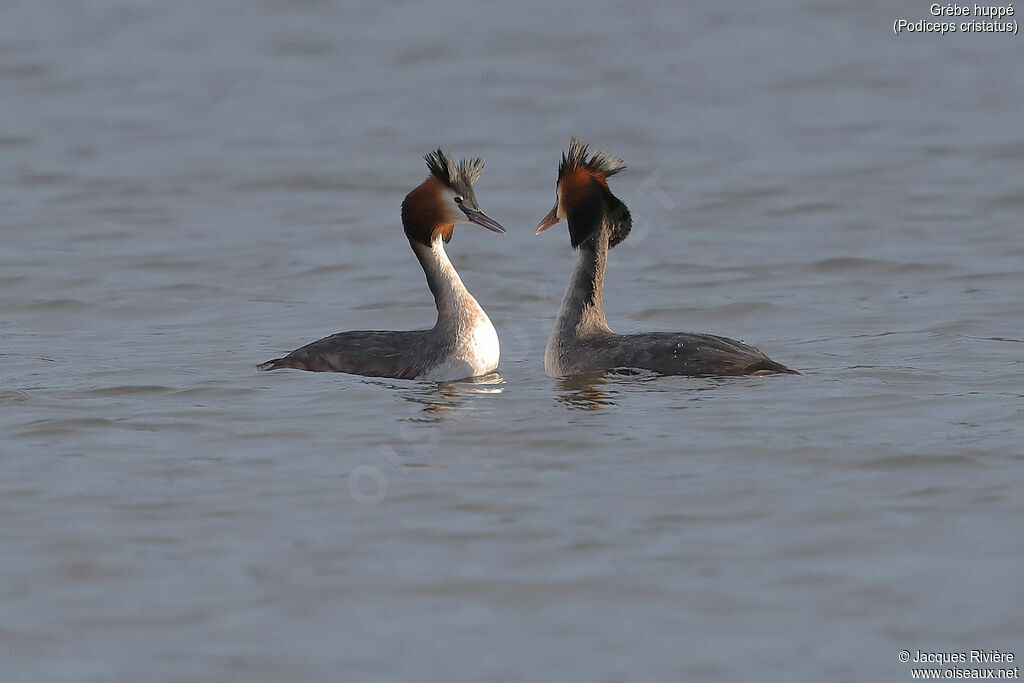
[
  {"left": 535, "top": 135, "right": 631, "bottom": 249},
  {"left": 402, "top": 149, "right": 506, "bottom": 246}
]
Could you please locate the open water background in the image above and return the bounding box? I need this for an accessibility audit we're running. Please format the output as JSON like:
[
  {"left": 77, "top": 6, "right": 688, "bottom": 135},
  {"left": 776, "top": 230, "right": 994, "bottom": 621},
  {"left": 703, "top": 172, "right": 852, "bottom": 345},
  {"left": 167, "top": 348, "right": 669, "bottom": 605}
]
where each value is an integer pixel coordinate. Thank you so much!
[{"left": 1, "top": 1, "right": 1022, "bottom": 680}]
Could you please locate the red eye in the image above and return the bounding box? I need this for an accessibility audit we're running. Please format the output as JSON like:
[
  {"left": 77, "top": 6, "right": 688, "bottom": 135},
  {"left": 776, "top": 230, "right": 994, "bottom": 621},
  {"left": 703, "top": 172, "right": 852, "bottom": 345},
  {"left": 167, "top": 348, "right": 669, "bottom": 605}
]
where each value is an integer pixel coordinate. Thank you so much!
[{"left": 454, "top": 196, "right": 464, "bottom": 205}]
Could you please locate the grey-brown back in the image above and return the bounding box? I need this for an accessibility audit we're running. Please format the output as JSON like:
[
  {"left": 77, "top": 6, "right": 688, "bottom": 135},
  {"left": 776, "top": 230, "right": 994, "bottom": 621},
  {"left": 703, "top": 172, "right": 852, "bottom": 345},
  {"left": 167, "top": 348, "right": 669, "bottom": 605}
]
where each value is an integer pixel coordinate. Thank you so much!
[
  {"left": 549, "top": 331, "right": 796, "bottom": 377},
  {"left": 258, "top": 329, "right": 443, "bottom": 378}
]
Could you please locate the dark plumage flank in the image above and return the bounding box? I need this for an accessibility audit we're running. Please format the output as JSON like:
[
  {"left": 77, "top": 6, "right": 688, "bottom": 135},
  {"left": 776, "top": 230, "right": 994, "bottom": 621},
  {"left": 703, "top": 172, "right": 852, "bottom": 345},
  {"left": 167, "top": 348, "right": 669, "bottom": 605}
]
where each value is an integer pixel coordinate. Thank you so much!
[
  {"left": 424, "top": 148, "right": 484, "bottom": 198},
  {"left": 558, "top": 135, "right": 627, "bottom": 183}
]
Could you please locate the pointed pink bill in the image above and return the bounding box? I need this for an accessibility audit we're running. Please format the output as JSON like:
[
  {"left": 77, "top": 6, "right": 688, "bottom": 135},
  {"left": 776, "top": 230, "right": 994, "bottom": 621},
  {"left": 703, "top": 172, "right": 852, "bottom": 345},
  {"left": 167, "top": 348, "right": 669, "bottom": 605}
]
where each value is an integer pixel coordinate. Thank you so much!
[{"left": 535, "top": 205, "right": 560, "bottom": 234}]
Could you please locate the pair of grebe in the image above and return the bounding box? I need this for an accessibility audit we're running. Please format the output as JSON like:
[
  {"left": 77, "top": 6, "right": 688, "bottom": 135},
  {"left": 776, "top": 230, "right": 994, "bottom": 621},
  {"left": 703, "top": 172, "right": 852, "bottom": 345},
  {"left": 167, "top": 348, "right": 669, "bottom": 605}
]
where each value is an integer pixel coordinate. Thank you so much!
[{"left": 259, "top": 137, "right": 795, "bottom": 380}]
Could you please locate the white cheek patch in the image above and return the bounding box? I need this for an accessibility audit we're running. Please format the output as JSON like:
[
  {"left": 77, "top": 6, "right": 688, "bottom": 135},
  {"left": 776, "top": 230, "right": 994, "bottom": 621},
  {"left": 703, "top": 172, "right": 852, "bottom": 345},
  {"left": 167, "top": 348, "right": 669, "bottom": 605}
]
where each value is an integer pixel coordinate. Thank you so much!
[{"left": 438, "top": 188, "right": 467, "bottom": 224}]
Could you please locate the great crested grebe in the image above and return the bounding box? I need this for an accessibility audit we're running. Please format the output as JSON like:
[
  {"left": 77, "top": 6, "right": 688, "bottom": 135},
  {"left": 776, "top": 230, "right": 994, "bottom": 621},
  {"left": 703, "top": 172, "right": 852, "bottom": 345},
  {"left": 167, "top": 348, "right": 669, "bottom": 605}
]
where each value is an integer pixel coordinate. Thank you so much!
[
  {"left": 259, "top": 150, "right": 506, "bottom": 381},
  {"left": 535, "top": 136, "right": 796, "bottom": 378}
]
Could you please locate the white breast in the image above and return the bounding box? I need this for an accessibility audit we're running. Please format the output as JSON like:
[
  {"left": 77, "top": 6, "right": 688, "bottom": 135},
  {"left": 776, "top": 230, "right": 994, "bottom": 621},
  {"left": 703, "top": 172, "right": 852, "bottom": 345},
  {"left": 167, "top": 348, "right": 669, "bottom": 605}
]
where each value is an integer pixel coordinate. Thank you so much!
[{"left": 420, "top": 316, "right": 500, "bottom": 381}]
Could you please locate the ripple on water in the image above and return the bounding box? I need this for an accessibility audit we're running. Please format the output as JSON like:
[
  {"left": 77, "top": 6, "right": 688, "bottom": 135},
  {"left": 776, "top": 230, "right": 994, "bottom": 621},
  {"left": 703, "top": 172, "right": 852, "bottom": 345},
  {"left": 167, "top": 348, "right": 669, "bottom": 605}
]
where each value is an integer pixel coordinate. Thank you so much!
[
  {"left": 232, "top": 174, "right": 400, "bottom": 194},
  {"left": 17, "top": 172, "right": 74, "bottom": 186},
  {"left": 170, "top": 385, "right": 262, "bottom": 399},
  {"left": 77, "top": 385, "right": 174, "bottom": 398},
  {"left": 983, "top": 190, "right": 1024, "bottom": 210},
  {"left": 15, "top": 417, "right": 122, "bottom": 437},
  {"left": 631, "top": 301, "right": 778, "bottom": 322},
  {"left": 127, "top": 259, "right": 210, "bottom": 272},
  {"left": 299, "top": 264, "right": 351, "bottom": 277},
  {"left": 0, "top": 135, "right": 34, "bottom": 147},
  {"left": 801, "top": 258, "right": 953, "bottom": 275},
  {"left": 856, "top": 453, "right": 981, "bottom": 470},
  {"left": 153, "top": 283, "right": 227, "bottom": 296},
  {"left": 767, "top": 202, "right": 842, "bottom": 217},
  {"left": 15, "top": 416, "right": 212, "bottom": 437},
  {"left": 4, "top": 298, "right": 97, "bottom": 313},
  {"left": 65, "top": 230, "right": 135, "bottom": 243},
  {"left": 0, "top": 389, "right": 32, "bottom": 404}
]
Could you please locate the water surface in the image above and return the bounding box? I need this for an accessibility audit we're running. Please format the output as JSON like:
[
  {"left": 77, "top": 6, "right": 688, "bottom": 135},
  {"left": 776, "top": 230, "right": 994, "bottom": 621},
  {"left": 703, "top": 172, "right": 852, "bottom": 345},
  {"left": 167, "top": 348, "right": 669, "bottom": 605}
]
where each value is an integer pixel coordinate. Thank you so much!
[{"left": 2, "top": 1, "right": 1023, "bottom": 681}]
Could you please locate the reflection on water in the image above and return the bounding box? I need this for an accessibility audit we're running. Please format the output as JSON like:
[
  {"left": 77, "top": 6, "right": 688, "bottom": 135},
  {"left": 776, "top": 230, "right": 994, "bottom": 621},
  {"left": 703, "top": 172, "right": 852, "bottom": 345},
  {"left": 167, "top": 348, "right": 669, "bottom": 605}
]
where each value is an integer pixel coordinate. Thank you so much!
[
  {"left": 554, "top": 373, "right": 616, "bottom": 411},
  {"left": 554, "top": 370, "right": 763, "bottom": 410},
  {"left": 393, "top": 372, "right": 505, "bottom": 422}
]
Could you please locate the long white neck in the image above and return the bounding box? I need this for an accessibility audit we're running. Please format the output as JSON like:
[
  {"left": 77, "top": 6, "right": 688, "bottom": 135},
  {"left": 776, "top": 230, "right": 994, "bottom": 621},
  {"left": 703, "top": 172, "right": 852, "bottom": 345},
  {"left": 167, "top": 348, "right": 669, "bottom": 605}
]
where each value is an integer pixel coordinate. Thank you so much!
[
  {"left": 553, "top": 236, "right": 612, "bottom": 339},
  {"left": 411, "top": 238, "right": 489, "bottom": 333},
  {"left": 410, "top": 237, "right": 500, "bottom": 380}
]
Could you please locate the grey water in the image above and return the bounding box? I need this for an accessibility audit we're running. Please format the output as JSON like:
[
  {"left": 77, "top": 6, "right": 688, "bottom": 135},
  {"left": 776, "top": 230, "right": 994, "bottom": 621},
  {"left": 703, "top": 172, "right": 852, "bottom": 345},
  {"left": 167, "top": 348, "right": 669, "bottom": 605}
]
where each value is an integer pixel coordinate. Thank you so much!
[{"left": 2, "top": 1, "right": 1023, "bottom": 681}]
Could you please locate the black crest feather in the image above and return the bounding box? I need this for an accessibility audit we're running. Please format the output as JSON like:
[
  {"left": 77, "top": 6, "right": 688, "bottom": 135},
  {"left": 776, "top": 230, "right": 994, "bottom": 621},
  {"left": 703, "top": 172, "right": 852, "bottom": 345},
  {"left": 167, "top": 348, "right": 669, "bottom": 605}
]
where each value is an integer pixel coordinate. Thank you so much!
[
  {"left": 558, "top": 135, "right": 627, "bottom": 182},
  {"left": 424, "top": 149, "right": 484, "bottom": 196}
]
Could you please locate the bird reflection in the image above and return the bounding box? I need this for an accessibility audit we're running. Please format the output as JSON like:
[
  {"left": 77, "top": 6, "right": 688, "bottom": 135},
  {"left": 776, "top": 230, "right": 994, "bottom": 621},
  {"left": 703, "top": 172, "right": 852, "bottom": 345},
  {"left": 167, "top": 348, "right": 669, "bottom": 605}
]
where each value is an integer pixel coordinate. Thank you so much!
[
  {"left": 395, "top": 371, "right": 504, "bottom": 422},
  {"left": 554, "top": 372, "right": 616, "bottom": 410},
  {"left": 556, "top": 368, "right": 697, "bottom": 410}
]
